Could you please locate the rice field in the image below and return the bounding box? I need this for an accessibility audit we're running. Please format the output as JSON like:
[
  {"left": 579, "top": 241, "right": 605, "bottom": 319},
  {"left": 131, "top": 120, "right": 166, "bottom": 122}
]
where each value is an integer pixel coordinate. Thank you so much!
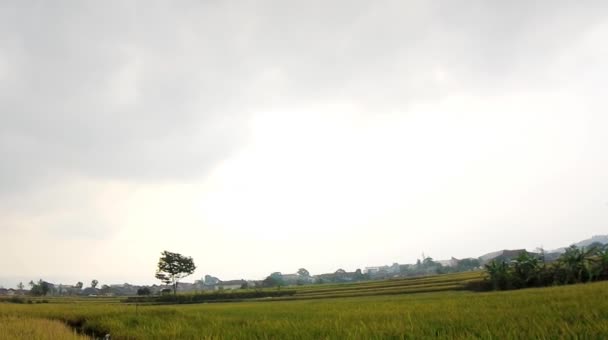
[
  {"left": 288, "top": 271, "right": 484, "bottom": 299},
  {"left": 1, "top": 276, "right": 607, "bottom": 339},
  {"left": 0, "top": 316, "right": 88, "bottom": 340}
]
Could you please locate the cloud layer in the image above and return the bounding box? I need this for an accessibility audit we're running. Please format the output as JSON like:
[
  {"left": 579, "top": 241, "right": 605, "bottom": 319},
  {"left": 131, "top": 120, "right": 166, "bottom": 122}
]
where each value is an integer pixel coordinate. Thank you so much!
[{"left": 1, "top": 1, "right": 607, "bottom": 286}]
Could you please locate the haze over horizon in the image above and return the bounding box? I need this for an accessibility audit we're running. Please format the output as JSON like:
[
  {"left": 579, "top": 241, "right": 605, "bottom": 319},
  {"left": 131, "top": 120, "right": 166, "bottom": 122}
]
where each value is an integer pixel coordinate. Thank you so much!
[{"left": 1, "top": 1, "right": 608, "bottom": 288}]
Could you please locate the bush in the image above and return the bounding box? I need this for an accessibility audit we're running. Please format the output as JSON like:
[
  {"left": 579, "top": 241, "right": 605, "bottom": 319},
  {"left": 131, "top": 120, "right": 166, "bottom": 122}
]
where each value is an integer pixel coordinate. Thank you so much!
[
  {"left": 137, "top": 287, "right": 151, "bottom": 296},
  {"left": 3, "top": 296, "right": 25, "bottom": 304},
  {"left": 464, "top": 280, "right": 492, "bottom": 292}
]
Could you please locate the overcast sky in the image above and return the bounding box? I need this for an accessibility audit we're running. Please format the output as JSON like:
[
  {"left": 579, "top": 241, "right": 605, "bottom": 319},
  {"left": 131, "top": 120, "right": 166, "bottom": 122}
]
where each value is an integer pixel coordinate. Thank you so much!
[{"left": 1, "top": 1, "right": 608, "bottom": 288}]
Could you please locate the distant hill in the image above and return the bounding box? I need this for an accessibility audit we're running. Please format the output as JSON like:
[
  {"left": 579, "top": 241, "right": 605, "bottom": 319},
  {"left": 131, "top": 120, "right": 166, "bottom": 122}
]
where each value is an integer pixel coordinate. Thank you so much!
[
  {"left": 549, "top": 235, "right": 608, "bottom": 254},
  {"left": 478, "top": 235, "right": 608, "bottom": 265}
]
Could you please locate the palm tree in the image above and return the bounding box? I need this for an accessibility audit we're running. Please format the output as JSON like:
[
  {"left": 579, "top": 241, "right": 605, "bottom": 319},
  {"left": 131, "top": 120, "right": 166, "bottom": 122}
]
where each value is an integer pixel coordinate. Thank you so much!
[
  {"left": 588, "top": 244, "right": 608, "bottom": 281},
  {"left": 512, "top": 251, "right": 540, "bottom": 288},
  {"left": 558, "top": 245, "right": 595, "bottom": 283},
  {"left": 485, "top": 259, "right": 510, "bottom": 290}
]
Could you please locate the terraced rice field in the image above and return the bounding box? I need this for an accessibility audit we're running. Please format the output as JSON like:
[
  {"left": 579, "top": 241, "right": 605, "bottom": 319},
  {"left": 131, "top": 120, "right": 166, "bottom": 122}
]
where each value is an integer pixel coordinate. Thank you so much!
[{"left": 287, "top": 271, "right": 483, "bottom": 300}]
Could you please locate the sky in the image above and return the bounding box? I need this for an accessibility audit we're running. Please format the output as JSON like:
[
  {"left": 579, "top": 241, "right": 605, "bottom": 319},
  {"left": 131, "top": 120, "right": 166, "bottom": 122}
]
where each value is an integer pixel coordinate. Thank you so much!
[{"left": 1, "top": 1, "right": 608, "bottom": 288}]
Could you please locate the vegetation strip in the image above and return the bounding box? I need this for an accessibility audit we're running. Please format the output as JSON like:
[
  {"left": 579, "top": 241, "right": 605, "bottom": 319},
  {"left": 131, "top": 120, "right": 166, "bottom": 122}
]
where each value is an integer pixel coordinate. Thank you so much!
[{"left": 2, "top": 282, "right": 608, "bottom": 338}]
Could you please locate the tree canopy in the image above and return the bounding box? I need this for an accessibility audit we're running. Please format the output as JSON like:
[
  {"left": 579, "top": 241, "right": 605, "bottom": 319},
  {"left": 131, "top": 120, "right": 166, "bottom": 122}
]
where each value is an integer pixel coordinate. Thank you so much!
[
  {"left": 297, "top": 268, "right": 310, "bottom": 277},
  {"left": 29, "top": 279, "right": 50, "bottom": 296},
  {"left": 155, "top": 250, "right": 196, "bottom": 295}
]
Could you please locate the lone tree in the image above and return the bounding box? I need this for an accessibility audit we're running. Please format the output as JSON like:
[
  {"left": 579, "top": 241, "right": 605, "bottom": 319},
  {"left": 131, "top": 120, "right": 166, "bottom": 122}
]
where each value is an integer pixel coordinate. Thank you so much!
[
  {"left": 155, "top": 250, "right": 196, "bottom": 296},
  {"left": 91, "top": 279, "right": 99, "bottom": 289}
]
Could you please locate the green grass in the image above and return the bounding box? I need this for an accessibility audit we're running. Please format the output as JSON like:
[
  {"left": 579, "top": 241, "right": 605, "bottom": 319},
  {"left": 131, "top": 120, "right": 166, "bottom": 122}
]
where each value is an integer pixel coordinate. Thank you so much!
[{"left": 2, "top": 280, "right": 608, "bottom": 339}]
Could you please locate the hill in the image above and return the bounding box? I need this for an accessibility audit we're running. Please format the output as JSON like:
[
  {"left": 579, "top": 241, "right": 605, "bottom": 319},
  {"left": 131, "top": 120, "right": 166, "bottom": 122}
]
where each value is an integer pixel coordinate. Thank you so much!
[{"left": 549, "top": 234, "right": 608, "bottom": 254}]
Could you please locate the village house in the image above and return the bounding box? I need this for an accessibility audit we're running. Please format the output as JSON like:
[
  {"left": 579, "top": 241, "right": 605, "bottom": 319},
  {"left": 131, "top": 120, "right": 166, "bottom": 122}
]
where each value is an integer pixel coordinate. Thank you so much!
[
  {"left": 365, "top": 263, "right": 400, "bottom": 275},
  {"left": 215, "top": 280, "right": 246, "bottom": 290},
  {"left": 436, "top": 257, "right": 460, "bottom": 267},
  {"left": 479, "top": 249, "right": 529, "bottom": 265},
  {"left": 0, "top": 288, "right": 15, "bottom": 296}
]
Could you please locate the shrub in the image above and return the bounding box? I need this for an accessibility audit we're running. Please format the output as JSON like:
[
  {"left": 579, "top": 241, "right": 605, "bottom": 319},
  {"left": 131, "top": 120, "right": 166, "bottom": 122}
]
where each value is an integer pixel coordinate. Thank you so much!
[
  {"left": 137, "top": 287, "right": 151, "bottom": 296},
  {"left": 3, "top": 296, "right": 25, "bottom": 304}
]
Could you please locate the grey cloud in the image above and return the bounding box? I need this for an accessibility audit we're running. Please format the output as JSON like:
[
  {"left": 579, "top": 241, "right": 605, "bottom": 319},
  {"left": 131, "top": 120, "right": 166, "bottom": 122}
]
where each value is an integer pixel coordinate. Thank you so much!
[
  {"left": 225, "top": 1, "right": 608, "bottom": 109},
  {"left": 1, "top": 1, "right": 607, "bottom": 195},
  {"left": 0, "top": 2, "right": 258, "bottom": 193}
]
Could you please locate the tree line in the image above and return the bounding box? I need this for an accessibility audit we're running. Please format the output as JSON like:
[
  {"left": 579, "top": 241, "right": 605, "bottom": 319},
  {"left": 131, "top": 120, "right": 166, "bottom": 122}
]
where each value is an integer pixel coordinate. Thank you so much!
[
  {"left": 17, "top": 279, "right": 106, "bottom": 296},
  {"left": 485, "top": 243, "right": 608, "bottom": 290}
]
